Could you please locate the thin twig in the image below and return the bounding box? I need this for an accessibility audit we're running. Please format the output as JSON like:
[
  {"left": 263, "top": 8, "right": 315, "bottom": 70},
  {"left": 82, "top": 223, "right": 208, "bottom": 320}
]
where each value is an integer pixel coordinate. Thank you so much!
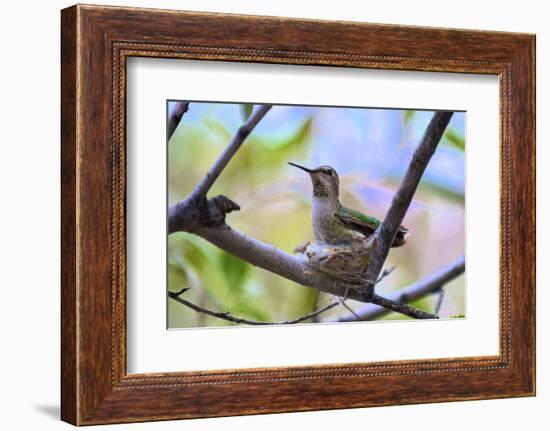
[
  {"left": 338, "top": 298, "right": 361, "bottom": 320},
  {"left": 168, "top": 289, "right": 340, "bottom": 325},
  {"left": 335, "top": 255, "right": 465, "bottom": 322},
  {"left": 188, "top": 104, "right": 272, "bottom": 201},
  {"left": 337, "top": 284, "right": 361, "bottom": 320},
  {"left": 434, "top": 288, "right": 445, "bottom": 315},
  {"left": 167, "top": 101, "right": 190, "bottom": 140},
  {"left": 376, "top": 266, "right": 396, "bottom": 284}
]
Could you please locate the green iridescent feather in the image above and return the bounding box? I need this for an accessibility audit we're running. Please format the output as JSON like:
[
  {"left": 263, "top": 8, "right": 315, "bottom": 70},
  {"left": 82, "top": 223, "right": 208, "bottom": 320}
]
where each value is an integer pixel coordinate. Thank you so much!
[{"left": 334, "top": 206, "right": 408, "bottom": 247}]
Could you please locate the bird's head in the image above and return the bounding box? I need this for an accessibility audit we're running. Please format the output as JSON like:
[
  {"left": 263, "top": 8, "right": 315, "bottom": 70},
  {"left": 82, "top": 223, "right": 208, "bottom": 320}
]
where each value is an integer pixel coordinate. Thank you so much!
[{"left": 288, "top": 162, "right": 340, "bottom": 199}]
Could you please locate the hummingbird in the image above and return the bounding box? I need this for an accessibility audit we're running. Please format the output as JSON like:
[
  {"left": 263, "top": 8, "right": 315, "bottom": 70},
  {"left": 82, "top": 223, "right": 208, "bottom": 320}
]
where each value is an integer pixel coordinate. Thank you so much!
[{"left": 289, "top": 162, "right": 408, "bottom": 247}]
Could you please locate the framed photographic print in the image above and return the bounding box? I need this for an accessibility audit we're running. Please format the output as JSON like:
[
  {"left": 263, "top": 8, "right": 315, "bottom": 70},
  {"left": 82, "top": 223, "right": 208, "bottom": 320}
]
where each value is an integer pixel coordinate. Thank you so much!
[{"left": 61, "top": 4, "right": 535, "bottom": 425}]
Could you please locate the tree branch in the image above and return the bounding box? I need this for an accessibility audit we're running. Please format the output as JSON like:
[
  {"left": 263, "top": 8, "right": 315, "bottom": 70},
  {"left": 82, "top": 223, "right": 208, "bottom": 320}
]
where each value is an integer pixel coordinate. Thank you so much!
[
  {"left": 362, "top": 111, "right": 454, "bottom": 298},
  {"left": 167, "top": 101, "right": 189, "bottom": 140},
  {"left": 193, "top": 224, "right": 372, "bottom": 302},
  {"left": 335, "top": 255, "right": 465, "bottom": 322},
  {"left": 168, "top": 288, "right": 340, "bottom": 325},
  {"left": 370, "top": 294, "right": 438, "bottom": 319}
]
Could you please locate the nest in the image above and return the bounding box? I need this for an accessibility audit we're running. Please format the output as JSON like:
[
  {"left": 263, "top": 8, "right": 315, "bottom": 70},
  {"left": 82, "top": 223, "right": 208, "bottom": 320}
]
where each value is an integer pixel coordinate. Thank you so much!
[{"left": 294, "top": 237, "right": 375, "bottom": 287}]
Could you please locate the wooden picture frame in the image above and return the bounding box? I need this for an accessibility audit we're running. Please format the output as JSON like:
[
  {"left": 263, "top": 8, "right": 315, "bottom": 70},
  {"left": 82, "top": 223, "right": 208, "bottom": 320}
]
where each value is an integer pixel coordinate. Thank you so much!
[{"left": 61, "top": 4, "right": 535, "bottom": 425}]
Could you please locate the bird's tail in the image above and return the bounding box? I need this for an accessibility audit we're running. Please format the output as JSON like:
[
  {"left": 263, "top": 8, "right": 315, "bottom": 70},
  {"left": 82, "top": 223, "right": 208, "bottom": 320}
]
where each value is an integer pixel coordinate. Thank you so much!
[{"left": 392, "top": 226, "right": 409, "bottom": 247}]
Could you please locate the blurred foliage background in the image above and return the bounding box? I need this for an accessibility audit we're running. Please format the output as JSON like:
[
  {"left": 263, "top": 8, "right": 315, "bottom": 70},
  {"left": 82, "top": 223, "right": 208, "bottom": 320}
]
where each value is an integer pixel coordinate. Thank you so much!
[{"left": 168, "top": 101, "right": 465, "bottom": 328}]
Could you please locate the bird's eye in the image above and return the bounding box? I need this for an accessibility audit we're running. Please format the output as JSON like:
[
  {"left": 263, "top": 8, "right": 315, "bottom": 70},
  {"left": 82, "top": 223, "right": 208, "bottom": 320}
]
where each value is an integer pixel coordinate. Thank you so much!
[{"left": 324, "top": 169, "right": 333, "bottom": 176}]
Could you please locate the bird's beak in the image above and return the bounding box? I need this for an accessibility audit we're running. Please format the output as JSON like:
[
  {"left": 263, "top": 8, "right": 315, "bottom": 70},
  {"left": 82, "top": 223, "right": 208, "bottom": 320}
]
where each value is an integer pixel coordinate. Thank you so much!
[{"left": 288, "top": 162, "right": 313, "bottom": 173}]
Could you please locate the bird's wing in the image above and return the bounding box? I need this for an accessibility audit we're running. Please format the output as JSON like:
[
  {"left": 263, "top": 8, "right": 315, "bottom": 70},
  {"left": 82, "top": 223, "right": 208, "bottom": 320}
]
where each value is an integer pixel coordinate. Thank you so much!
[
  {"left": 333, "top": 207, "right": 409, "bottom": 243},
  {"left": 333, "top": 207, "right": 379, "bottom": 237}
]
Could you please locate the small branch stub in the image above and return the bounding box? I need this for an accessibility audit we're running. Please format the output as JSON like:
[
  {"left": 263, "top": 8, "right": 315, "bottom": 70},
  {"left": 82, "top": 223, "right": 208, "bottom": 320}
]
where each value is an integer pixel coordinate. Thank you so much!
[{"left": 168, "top": 195, "right": 240, "bottom": 233}]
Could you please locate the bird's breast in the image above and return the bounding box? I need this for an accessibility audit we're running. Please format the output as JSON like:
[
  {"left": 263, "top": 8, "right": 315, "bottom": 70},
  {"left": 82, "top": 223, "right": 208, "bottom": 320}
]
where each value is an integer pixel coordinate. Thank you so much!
[{"left": 312, "top": 199, "right": 353, "bottom": 244}]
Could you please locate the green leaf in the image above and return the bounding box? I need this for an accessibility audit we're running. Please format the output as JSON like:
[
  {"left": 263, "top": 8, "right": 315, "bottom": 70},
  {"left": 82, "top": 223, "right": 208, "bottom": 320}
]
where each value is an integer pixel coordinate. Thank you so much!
[
  {"left": 203, "top": 117, "right": 232, "bottom": 142},
  {"left": 403, "top": 110, "right": 415, "bottom": 125},
  {"left": 409, "top": 297, "right": 433, "bottom": 313},
  {"left": 260, "top": 117, "right": 313, "bottom": 152},
  {"left": 418, "top": 181, "right": 465, "bottom": 202},
  {"left": 220, "top": 252, "right": 249, "bottom": 291},
  {"left": 444, "top": 128, "right": 465, "bottom": 152},
  {"left": 168, "top": 262, "right": 188, "bottom": 291},
  {"left": 380, "top": 296, "right": 433, "bottom": 321},
  {"left": 386, "top": 177, "right": 464, "bottom": 203},
  {"left": 240, "top": 103, "right": 254, "bottom": 120},
  {"left": 276, "top": 117, "right": 313, "bottom": 151},
  {"left": 230, "top": 300, "right": 270, "bottom": 322}
]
